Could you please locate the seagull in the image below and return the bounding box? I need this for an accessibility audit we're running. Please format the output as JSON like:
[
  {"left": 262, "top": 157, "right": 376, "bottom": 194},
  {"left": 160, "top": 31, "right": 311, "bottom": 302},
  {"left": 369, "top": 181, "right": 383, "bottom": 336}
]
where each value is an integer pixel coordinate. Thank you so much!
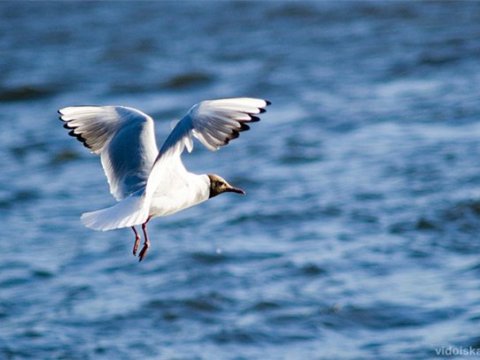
[{"left": 59, "top": 98, "right": 270, "bottom": 261}]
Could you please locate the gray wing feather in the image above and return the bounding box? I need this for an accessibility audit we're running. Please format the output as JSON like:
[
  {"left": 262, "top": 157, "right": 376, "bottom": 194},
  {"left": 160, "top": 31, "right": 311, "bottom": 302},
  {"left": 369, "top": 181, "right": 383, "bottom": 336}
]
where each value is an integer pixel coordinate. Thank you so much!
[
  {"left": 59, "top": 106, "right": 159, "bottom": 200},
  {"left": 158, "top": 97, "right": 270, "bottom": 157}
]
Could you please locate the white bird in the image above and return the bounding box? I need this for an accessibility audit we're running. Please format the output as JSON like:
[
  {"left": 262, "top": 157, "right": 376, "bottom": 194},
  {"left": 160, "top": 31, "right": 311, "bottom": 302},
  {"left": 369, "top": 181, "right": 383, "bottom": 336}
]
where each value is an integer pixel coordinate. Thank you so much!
[{"left": 59, "top": 98, "right": 270, "bottom": 261}]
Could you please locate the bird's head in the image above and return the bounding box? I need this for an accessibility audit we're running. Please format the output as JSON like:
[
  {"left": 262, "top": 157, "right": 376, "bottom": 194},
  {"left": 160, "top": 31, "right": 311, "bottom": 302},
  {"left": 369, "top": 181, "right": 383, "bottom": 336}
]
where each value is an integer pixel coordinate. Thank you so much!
[{"left": 207, "top": 174, "right": 245, "bottom": 198}]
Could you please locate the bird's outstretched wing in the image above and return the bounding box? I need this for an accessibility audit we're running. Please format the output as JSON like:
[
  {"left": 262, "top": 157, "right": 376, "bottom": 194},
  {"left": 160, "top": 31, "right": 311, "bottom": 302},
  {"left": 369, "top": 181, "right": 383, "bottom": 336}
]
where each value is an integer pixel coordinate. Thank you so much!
[
  {"left": 145, "top": 97, "right": 270, "bottom": 198},
  {"left": 59, "top": 106, "right": 159, "bottom": 201},
  {"left": 161, "top": 97, "right": 269, "bottom": 155}
]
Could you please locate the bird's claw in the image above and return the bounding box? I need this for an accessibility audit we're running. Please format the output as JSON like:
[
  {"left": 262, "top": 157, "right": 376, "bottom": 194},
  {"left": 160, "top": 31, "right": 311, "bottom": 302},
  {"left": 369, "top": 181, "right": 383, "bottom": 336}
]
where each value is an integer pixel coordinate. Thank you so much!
[
  {"left": 132, "top": 236, "right": 140, "bottom": 256},
  {"left": 138, "top": 243, "right": 149, "bottom": 262}
]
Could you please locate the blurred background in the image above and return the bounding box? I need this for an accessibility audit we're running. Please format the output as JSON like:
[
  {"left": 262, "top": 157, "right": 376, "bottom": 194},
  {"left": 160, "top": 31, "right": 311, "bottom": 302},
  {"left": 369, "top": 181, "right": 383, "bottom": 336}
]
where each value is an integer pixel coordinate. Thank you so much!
[{"left": 1, "top": 1, "right": 480, "bottom": 359}]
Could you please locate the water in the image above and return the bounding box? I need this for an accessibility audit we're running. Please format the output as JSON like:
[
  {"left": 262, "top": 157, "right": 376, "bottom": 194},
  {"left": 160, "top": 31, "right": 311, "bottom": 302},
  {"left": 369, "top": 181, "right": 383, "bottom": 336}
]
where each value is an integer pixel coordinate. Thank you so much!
[{"left": 1, "top": 1, "right": 480, "bottom": 359}]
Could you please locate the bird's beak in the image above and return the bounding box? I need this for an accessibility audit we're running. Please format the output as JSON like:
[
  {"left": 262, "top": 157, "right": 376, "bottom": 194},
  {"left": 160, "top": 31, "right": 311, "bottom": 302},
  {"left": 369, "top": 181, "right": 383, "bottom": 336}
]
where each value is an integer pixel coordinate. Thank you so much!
[{"left": 225, "top": 184, "right": 246, "bottom": 195}]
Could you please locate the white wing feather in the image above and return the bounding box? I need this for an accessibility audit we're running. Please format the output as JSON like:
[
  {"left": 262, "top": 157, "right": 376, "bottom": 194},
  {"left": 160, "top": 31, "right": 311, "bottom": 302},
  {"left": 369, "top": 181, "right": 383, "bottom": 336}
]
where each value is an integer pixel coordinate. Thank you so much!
[{"left": 59, "top": 106, "right": 158, "bottom": 200}]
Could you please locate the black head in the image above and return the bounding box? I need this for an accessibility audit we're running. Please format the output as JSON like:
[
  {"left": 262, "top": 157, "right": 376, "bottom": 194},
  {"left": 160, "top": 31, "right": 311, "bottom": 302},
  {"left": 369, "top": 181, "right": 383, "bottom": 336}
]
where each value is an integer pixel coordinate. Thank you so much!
[{"left": 208, "top": 174, "right": 245, "bottom": 198}]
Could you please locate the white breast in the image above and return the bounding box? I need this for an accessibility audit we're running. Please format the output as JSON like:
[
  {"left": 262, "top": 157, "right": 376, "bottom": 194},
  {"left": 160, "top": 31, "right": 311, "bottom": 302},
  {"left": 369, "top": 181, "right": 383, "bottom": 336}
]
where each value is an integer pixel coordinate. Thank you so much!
[{"left": 148, "top": 173, "right": 210, "bottom": 217}]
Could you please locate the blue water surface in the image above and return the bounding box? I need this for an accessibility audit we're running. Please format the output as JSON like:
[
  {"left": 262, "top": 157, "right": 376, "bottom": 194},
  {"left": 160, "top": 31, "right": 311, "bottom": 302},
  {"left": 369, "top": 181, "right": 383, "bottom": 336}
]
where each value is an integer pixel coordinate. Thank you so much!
[{"left": 1, "top": 1, "right": 480, "bottom": 359}]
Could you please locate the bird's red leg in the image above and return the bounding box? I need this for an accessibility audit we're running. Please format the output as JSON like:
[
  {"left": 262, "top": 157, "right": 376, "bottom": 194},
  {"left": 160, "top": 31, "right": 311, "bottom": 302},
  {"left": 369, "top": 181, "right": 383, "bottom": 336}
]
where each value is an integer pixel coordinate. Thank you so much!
[
  {"left": 131, "top": 226, "right": 141, "bottom": 256},
  {"left": 138, "top": 216, "right": 152, "bottom": 262}
]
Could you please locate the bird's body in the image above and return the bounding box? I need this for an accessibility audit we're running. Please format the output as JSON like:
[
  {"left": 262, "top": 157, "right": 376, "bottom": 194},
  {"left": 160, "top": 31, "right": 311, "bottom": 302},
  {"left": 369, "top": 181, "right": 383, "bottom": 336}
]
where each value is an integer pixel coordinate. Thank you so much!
[
  {"left": 59, "top": 98, "right": 269, "bottom": 261},
  {"left": 150, "top": 173, "right": 210, "bottom": 217}
]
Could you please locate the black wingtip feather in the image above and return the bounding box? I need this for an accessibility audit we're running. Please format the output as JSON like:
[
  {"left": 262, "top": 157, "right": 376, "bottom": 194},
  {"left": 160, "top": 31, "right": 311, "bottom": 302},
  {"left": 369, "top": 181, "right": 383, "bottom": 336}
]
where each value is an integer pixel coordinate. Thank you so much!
[
  {"left": 249, "top": 115, "right": 260, "bottom": 122},
  {"left": 75, "top": 134, "right": 90, "bottom": 149},
  {"left": 259, "top": 108, "right": 266, "bottom": 114},
  {"left": 265, "top": 100, "right": 271, "bottom": 106},
  {"left": 240, "top": 123, "right": 250, "bottom": 131},
  {"left": 63, "top": 121, "right": 91, "bottom": 149},
  {"left": 230, "top": 130, "right": 240, "bottom": 140}
]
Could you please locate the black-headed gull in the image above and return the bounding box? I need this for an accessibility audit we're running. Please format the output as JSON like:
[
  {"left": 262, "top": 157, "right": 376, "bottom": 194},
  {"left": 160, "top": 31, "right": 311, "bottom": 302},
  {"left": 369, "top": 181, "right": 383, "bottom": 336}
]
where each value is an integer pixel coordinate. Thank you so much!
[{"left": 59, "top": 98, "right": 270, "bottom": 261}]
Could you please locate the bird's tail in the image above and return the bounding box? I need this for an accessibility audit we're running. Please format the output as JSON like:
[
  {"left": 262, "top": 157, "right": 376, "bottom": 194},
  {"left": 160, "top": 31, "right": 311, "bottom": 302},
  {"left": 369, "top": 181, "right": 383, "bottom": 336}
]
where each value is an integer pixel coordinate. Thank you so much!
[{"left": 81, "top": 194, "right": 150, "bottom": 231}]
